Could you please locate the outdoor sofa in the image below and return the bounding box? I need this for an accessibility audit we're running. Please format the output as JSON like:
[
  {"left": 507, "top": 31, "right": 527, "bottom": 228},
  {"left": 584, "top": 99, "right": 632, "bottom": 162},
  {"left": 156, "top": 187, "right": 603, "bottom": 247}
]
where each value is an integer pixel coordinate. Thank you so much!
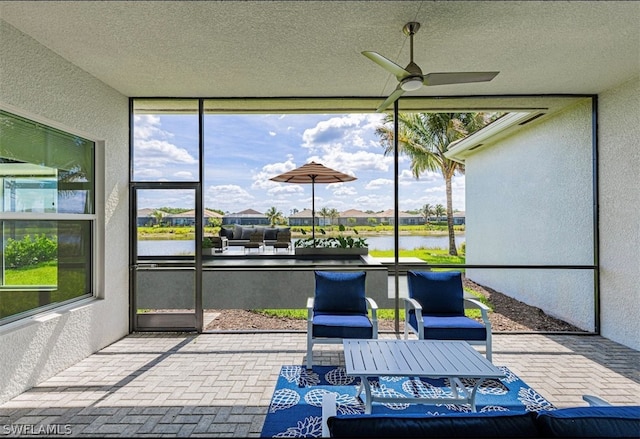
[
  {"left": 218, "top": 224, "right": 290, "bottom": 247},
  {"left": 323, "top": 395, "right": 640, "bottom": 438}
]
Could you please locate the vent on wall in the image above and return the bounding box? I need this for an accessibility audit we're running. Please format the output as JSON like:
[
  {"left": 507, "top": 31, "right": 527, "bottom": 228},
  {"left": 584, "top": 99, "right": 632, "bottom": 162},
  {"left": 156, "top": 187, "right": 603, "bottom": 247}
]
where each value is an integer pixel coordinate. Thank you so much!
[
  {"left": 519, "top": 112, "right": 546, "bottom": 125},
  {"left": 468, "top": 143, "right": 484, "bottom": 151}
]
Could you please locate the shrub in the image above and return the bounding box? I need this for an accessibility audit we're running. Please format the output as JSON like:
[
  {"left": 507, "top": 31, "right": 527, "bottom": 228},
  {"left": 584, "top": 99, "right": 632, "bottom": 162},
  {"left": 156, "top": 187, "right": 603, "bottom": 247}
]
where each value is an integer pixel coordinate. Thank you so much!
[{"left": 4, "top": 234, "right": 57, "bottom": 268}]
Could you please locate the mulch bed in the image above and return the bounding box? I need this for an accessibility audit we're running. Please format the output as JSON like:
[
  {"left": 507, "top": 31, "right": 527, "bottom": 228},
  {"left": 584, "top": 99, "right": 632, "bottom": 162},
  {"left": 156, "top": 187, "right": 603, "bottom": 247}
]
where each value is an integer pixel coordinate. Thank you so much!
[{"left": 205, "top": 278, "right": 584, "bottom": 332}]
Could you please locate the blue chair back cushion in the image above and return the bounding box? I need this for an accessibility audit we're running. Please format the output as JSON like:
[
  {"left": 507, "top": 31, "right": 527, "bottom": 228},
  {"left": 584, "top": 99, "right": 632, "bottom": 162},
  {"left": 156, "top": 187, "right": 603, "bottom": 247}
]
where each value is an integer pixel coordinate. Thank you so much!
[
  {"left": 408, "top": 271, "right": 465, "bottom": 315},
  {"left": 314, "top": 271, "right": 367, "bottom": 314},
  {"left": 407, "top": 314, "right": 487, "bottom": 340},
  {"left": 536, "top": 406, "right": 640, "bottom": 438},
  {"left": 328, "top": 412, "right": 540, "bottom": 438}
]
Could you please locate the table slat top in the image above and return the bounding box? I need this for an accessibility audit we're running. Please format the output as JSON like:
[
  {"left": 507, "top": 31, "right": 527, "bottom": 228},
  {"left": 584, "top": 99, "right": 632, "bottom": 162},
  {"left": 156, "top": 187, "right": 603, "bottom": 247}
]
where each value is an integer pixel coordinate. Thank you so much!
[{"left": 343, "top": 340, "right": 503, "bottom": 379}]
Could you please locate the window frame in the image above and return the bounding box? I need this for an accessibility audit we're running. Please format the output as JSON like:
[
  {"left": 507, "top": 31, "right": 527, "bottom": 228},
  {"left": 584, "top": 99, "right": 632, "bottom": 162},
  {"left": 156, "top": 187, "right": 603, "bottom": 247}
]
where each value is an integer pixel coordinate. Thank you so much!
[{"left": 0, "top": 106, "right": 101, "bottom": 326}]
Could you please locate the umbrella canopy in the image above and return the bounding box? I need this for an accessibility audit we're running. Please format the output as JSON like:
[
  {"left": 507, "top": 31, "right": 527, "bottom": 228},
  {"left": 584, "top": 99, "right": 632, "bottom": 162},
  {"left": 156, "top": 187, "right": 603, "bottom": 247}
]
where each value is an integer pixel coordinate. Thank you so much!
[{"left": 270, "top": 162, "right": 356, "bottom": 240}]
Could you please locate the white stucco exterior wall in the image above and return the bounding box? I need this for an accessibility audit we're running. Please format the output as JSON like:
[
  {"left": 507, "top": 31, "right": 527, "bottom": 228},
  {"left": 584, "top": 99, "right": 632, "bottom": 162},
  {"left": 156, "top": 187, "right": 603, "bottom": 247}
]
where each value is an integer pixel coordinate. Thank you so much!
[
  {"left": 465, "top": 99, "right": 596, "bottom": 331},
  {"left": 597, "top": 76, "right": 640, "bottom": 351},
  {"left": 0, "top": 20, "right": 130, "bottom": 403}
]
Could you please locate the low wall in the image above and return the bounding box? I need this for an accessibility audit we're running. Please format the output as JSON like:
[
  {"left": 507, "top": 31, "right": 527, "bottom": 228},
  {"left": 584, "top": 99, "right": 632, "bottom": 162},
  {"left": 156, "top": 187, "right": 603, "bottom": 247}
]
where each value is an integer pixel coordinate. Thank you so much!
[{"left": 136, "top": 256, "right": 392, "bottom": 311}]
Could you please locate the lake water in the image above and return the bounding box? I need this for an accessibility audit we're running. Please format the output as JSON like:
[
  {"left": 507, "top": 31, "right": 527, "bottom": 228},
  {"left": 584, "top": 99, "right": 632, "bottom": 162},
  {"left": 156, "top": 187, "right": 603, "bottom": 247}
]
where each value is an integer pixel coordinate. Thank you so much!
[{"left": 137, "top": 234, "right": 465, "bottom": 256}]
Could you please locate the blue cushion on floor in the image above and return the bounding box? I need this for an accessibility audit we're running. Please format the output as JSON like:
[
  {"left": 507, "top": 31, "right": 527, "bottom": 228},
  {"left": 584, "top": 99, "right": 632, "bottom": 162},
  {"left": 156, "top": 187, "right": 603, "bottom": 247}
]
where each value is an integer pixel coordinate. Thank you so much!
[
  {"left": 312, "top": 313, "right": 372, "bottom": 338},
  {"left": 314, "top": 271, "right": 367, "bottom": 314},
  {"left": 408, "top": 313, "right": 487, "bottom": 340},
  {"left": 536, "top": 406, "right": 640, "bottom": 438},
  {"left": 408, "top": 271, "right": 465, "bottom": 315}
]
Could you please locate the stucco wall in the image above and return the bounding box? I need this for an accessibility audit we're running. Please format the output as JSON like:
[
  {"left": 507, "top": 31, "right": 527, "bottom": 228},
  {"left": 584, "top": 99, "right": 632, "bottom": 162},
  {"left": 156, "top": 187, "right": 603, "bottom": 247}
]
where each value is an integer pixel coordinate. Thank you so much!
[
  {"left": 0, "top": 21, "right": 129, "bottom": 403},
  {"left": 465, "top": 99, "right": 596, "bottom": 331},
  {"left": 597, "top": 76, "right": 640, "bottom": 351}
]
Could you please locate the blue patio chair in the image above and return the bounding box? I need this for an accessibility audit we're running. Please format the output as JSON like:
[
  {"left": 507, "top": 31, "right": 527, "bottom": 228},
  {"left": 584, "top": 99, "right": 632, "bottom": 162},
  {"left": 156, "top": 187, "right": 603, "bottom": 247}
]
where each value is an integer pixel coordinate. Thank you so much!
[
  {"left": 307, "top": 271, "right": 378, "bottom": 369},
  {"left": 404, "top": 270, "right": 493, "bottom": 362}
]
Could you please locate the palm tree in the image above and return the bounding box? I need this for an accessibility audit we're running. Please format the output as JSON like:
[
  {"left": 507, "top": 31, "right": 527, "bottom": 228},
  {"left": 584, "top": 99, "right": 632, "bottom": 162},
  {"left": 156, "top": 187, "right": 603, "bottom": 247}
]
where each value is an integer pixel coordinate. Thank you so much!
[
  {"left": 328, "top": 208, "right": 340, "bottom": 226},
  {"left": 421, "top": 203, "right": 433, "bottom": 225},
  {"left": 377, "top": 113, "right": 494, "bottom": 255},
  {"left": 319, "top": 207, "right": 331, "bottom": 226},
  {"left": 152, "top": 209, "right": 164, "bottom": 226},
  {"left": 265, "top": 206, "right": 284, "bottom": 226},
  {"left": 434, "top": 204, "right": 446, "bottom": 222}
]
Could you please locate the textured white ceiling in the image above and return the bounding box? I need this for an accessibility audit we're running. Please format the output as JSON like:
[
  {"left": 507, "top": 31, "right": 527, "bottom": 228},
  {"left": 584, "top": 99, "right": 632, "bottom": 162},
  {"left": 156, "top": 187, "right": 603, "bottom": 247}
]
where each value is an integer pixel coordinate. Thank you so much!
[{"left": 1, "top": 1, "right": 638, "bottom": 103}]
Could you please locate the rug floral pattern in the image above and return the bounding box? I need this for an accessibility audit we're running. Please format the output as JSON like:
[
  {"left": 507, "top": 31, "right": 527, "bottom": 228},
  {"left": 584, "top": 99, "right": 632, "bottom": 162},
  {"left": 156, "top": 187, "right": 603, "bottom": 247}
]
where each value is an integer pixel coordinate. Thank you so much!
[{"left": 262, "top": 365, "right": 555, "bottom": 438}]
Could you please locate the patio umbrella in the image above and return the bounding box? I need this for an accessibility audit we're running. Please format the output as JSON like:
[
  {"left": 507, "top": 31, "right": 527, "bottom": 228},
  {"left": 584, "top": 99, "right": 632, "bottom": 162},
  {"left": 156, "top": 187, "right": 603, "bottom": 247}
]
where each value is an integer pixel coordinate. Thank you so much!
[{"left": 269, "top": 161, "right": 356, "bottom": 241}]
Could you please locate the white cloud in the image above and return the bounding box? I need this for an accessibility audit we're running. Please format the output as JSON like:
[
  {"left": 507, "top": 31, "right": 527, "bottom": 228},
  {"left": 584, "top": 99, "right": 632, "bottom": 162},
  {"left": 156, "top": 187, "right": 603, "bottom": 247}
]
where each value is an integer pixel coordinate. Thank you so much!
[
  {"left": 133, "top": 115, "right": 197, "bottom": 176},
  {"left": 269, "top": 131, "right": 276, "bottom": 136},
  {"left": 301, "top": 114, "right": 386, "bottom": 153},
  {"left": 205, "top": 184, "right": 254, "bottom": 211},
  {"left": 331, "top": 185, "right": 357, "bottom": 196},
  {"left": 173, "top": 171, "right": 195, "bottom": 180},
  {"left": 365, "top": 178, "right": 393, "bottom": 190}
]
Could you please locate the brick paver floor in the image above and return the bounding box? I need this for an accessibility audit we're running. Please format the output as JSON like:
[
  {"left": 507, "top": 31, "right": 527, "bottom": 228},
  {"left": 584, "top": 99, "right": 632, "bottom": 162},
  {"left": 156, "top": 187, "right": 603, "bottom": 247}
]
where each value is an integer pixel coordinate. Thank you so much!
[{"left": 1, "top": 332, "right": 638, "bottom": 437}]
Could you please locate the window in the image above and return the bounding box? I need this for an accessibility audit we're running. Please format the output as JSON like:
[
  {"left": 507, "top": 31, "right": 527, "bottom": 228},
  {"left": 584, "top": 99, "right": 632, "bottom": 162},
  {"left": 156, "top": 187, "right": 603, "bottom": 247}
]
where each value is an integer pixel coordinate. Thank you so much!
[{"left": 0, "top": 110, "right": 95, "bottom": 323}]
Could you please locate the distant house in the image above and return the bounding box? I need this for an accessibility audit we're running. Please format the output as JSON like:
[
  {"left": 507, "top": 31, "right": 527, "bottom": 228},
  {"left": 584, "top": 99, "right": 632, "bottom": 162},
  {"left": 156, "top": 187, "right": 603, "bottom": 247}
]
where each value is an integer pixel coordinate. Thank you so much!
[
  {"left": 338, "top": 209, "right": 372, "bottom": 227},
  {"left": 453, "top": 211, "right": 466, "bottom": 225},
  {"left": 288, "top": 208, "right": 317, "bottom": 227},
  {"left": 377, "top": 209, "right": 423, "bottom": 226},
  {"left": 222, "top": 208, "right": 269, "bottom": 225},
  {"left": 164, "top": 209, "right": 223, "bottom": 226},
  {"left": 137, "top": 208, "right": 157, "bottom": 227}
]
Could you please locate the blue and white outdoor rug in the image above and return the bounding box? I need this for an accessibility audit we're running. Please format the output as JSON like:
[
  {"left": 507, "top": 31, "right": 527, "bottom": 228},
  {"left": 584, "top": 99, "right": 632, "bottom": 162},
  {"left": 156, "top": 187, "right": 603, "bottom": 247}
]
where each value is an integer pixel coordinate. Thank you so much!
[{"left": 261, "top": 365, "right": 556, "bottom": 438}]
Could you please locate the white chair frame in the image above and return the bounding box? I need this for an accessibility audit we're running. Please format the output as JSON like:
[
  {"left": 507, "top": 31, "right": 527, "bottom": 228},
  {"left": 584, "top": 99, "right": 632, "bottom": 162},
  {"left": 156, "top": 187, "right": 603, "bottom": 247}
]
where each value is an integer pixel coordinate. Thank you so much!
[
  {"left": 306, "top": 296, "right": 378, "bottom": 370},
  {"left": 404, "top": 295, "right": 493, "bottom": 362}
]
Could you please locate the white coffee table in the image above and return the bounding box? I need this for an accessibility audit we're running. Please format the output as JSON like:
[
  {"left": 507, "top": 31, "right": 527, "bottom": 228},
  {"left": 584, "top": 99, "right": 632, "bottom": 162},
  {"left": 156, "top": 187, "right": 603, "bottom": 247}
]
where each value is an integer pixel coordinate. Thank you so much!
[{"left": 343, "top": 339, "right": 504, "bottom": 413}]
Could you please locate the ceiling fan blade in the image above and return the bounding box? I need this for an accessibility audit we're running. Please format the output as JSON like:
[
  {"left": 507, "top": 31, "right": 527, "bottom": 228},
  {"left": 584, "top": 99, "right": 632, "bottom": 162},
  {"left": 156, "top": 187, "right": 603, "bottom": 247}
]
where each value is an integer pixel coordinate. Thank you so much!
[
  {"left": 362, "top": 51, "right": 410, "bottom": 78},
  {"left": 423, "top": 71, "right": 499, "bottom": 86},
  {"left": 376, "top": 86, "right": 406, "bottom": 112}
]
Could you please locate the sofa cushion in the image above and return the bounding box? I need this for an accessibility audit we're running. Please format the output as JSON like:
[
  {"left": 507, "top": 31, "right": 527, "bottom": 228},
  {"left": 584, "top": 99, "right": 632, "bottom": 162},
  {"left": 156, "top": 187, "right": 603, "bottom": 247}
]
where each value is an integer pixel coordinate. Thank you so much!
[
  {"left": 241, "top": 227, "right": 254, "bottom": 240},
  {"left": 536, "top": 406, "right": 640, "bottom": 438},
  {"left": 219, "top": 227, "right": 233, "bottom": 239},
  {"left": 264, "top": 227, "right": 278, "bottom": 240},
  {"left": 327, "top": 412, "right": 540, "bottom": 438},
  {"left": 233, "top": 224, "right": 243, "bottom": 240}
]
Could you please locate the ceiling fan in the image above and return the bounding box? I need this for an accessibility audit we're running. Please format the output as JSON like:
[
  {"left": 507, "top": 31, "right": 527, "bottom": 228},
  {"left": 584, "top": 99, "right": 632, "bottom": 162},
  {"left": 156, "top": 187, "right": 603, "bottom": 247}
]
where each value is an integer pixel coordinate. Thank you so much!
[{"left": 363, "top": 22, "right": 499, "bottom": 112}]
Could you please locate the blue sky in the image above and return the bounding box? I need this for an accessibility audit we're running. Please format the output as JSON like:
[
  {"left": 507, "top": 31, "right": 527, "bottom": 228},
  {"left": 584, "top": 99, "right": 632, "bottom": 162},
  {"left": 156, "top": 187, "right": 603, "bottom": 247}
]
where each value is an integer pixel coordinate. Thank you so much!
[{"left": 133, "top": 113, "right": 466, "bottom": 215}]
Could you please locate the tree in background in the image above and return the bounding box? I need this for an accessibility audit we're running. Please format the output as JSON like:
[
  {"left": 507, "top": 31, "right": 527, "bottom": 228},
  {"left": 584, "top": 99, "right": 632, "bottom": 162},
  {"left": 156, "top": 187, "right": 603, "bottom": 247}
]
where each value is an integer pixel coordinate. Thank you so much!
[
  {"left": 377, "top": 112, "right": 497, "bottom": 255},
  {"left": 265, "top": 206, "right": 284, "bottom": 226},
  {"left": 434, "top": 204, "right": 446, "bottom": 222},
  {"left": 319, "top": 207, "right": 332, "bottom": 226},
  {"left": 421, "top": 203, "right": 433, "bottom": 225},
  {"left": 152, "top": 210, "right": 165, "bottom": 226},
  {"left": 328, "top": 208, "right": 340, "bottom": 226}
]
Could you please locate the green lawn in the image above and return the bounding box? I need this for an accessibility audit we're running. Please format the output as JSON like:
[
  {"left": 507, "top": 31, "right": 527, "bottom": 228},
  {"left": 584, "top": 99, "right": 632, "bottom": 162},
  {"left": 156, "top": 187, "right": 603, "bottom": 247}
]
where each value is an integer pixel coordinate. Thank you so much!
[{"left": 4, "top": 261, "right": 57, "bottom": 285}]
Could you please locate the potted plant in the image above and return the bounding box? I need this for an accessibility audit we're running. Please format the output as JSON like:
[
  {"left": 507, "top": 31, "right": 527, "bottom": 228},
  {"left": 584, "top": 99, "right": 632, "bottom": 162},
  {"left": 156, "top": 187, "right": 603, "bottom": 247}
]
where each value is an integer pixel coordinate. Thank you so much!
[{"left": 202, "top": 237, "right": 215, "bottom": 255}]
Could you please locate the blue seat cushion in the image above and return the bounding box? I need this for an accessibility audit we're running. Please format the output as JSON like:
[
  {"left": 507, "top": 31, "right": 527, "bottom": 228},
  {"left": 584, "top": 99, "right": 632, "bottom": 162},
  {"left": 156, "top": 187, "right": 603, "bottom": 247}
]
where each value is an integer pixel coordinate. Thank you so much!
[
  {"left": 536, "top": 406, "right": 640, "bottom": 438},
  {"left": 314, "top": 271, "right": 367, "bottom": 314},
  {"left": 312, "top": 313, "right": 372, "bottom": 339},
  {"left": 328, "top": 412, "right": 539, "bottom": 438},
  {"left": 408, "top": 313, "right": 487, "bottom": 340},
  {"left": 408, "top": 271, "right": 465, "bottom": 315}
]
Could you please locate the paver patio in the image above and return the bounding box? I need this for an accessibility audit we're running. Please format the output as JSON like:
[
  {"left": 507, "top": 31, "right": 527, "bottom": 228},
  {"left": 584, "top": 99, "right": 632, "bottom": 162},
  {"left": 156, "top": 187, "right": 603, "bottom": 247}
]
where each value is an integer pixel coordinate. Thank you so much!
[{"left": 1, "top": 332, "right": 638, "bottom": 437}]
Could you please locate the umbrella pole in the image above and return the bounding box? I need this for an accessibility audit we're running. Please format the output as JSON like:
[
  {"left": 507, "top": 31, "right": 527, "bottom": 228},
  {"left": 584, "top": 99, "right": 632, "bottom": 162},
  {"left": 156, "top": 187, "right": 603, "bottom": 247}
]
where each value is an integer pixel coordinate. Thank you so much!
[{"left": 311, "top": 177, "right": 316, "bottom": 243}]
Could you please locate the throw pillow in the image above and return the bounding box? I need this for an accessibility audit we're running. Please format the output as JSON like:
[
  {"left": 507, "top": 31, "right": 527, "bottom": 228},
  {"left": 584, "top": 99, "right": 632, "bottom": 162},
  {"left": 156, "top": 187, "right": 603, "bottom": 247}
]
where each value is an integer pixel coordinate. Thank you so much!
[
  {"left": 233, "top": 224, "right": 243, "bottom": 240},
  {"left": 241, "top": 227, "right": 254, "bottom": 240},
  {"left": 264, "top": 228, "right": 278, "bottom": 240}
]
